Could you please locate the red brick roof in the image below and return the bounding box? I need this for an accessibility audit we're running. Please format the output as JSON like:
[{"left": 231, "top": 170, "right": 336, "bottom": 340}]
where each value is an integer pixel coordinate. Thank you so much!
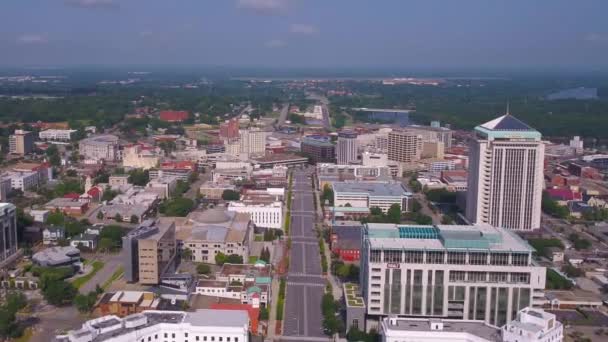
[
  {"left": 64, "top": 193, "right": 80, "bottom": 199},
  {"left": 159, "top": 110, "right": 189, "bottom": 122}
]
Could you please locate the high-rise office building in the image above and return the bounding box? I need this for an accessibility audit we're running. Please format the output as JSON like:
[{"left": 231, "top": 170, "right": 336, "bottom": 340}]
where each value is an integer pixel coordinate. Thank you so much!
[
  {"left": 301, "top": 136, "right": 335, "bottom": 163},
  {"left": 360, "top": 223, "right": 546, "bottom": 327},
  {"left": 9, "top": 130, "right": 34, "bottom": 155},
  {"left": 122, "top": 220, "right": 176, "bottom": 284},
  {"left": 387, "top": 131, "right": 422, "bottom": 163},
  {"left": 239, "top": 128, "right": 267, "bottom": 156},
  {"left": 0, "top": 203, "right": 18, "bottom": 266},
  {"left": 466, "top": 114, "right": 544, "bottom": 231},
  {"left": 336, "top": 131, "right": 358, "bottom": 164}
]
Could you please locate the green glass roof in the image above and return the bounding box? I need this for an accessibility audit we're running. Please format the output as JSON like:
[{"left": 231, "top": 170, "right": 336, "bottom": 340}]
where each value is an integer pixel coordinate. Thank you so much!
[{"left": 398, "top": 226, "right": 440, "bottom": 239}]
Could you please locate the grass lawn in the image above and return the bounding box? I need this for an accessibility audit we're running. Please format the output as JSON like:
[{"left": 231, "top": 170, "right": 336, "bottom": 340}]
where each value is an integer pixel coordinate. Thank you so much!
[
  {"left": 248, "top": 256, "right": 258, "bottom": 264},
  {"left": 72, "top": 260, "right": 104, "bottom": 290},
  {"left": 102, "top": 266, "right": 124, "bottom": 290}
]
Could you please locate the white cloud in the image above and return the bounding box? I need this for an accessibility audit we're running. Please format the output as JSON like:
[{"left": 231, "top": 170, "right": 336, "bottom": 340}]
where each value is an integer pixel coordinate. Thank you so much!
[
  {"left": 584, "top": 33, "right": 608, "bottom": 43},
  {"left": 290, "top": 24, "right": 319, "bottom": 35},
  {"left": 264, "top": 39, "right": 286, "bottom": 48},
  {"left": 17, "top": 34, "right": 48, "bottom": 44},
  {"left": 64, "top": 0, "right": 119, "bottom": 10},
  {"left": 237, "top": 0, "right": 289, "bottom": 15}
]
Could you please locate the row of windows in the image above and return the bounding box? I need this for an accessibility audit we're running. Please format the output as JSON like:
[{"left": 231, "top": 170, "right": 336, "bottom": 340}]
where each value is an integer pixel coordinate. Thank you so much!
[
  {"left": 449, "top": 271, "right": 530, "bottom": 284},
  {"left": 369, "top": 250, "right": 529, "bottom": 266},
  {"left": 141, "top": 333, "right": 241, "bottom": 342}
]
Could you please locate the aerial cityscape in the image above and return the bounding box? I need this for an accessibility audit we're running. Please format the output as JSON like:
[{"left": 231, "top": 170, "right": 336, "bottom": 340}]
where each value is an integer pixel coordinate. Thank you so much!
[{"left": 1, "top": 1, "right": 608, "bottom": 342}]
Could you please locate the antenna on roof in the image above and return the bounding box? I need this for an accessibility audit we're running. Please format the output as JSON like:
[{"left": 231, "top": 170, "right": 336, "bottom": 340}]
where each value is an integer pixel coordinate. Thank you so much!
[{"left": 506, "top": 102, "right": 510, "bottom": 115}]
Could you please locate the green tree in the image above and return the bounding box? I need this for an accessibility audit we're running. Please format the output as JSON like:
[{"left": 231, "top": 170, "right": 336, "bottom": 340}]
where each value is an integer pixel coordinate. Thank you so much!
[
  {"left": 114, "top": 213, "right": 123, "bottom": 222},
  {"left": 47, "top": 210, "right": 65, "bottom": 226},
  {"left": 128, "top": 169, "right": 149, "bottom": 186},
  {"left": 215, "top": 252, "right": 227, "bottom": 265},
  {"left": 159, "top": 198, "right": 195, "bottom": 217},
  {"left": 99, "top": 225, "right": 126, "bottom": 248},
  {"left": 130, "top": 215, "right": 139, "bottom": 224},
  {"left": 65, "top": 220, "right": 85, "bottom": 238},
  {"left": 196, "top": 263, "right": 211, "bottom": 275},
  {"left": 321, "top": 184, "right": 334, "bottom": 206},
  {"left": 369, "top": 207, "right": 383, "bottom": 216},
  {"left": 98, "top": 237, "right": 113, "bottom": 252},
  {"left": 387, "top": 204, "right": 401, "bottom": 224},
  {"left": 222, "top": 189, "right": 241, "bottom": 201},
  {"left": 42, "top": 280, "right": 77, "bottom": 306},
  {"left": 74, "top": 292, "right": 98, "bottom": 313},
  {"left": 259, "top": 307, "right": 269, "bottom": 320},
  {"left": 97, "top": 211, "right": 104, "bottom": 220}
]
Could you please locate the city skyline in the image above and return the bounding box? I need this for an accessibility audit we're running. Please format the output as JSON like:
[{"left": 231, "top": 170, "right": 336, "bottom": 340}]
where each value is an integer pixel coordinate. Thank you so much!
[{"left": 1, "top": 0, "right": 607, "bottom": 69}]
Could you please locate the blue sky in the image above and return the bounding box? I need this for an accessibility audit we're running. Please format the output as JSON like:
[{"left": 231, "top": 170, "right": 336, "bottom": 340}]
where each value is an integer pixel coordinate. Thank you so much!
[{"left": 1, "top": 0, "right": 607, "bottom": 69}]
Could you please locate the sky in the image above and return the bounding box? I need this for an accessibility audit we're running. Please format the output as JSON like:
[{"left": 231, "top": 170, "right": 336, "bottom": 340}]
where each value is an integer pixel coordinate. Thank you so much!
[{"left": 1, "top": 0, "right": 608, "bottom": 70}]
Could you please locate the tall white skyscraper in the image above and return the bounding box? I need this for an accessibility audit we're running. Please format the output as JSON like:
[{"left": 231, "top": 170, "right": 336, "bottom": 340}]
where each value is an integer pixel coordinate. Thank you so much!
[
  {"left": 239, "top": 128, "right": 267, "bottom": 156},
  {"left": 466, "top": 113, "right": 544, "bottom": 231},
  {"left": 336, "top": 131, "right": 358, "bottom": 164}
]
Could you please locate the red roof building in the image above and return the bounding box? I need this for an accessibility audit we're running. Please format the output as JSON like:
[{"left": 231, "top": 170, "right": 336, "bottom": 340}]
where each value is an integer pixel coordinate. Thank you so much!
[
  {"left": 64, "top": 193, "right": 81, "bottom": 200},
  {"left": 159, "top": 110, "right": 189, "bottom": 122},
  {"left": 210, "top": 304, "right": 260, "bottom": 334},
  {"left": 160, "top": 161, "right": 196, "bottom": 171},
  {"left": 219, "top": 118, "right": 240, "bottom": 140},
  {"left": 546, "top": 188, "right": 582, "bottom": 202}
]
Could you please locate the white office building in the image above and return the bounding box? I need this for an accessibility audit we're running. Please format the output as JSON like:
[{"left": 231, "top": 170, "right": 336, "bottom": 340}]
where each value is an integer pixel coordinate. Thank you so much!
[
  {"left": 466, "top": 114, "right": 544, "bottom": 231},
  {"left": 39, "top": 129, "right": 77, "bottom": 141},
  {"left": 2, "top": 171, "right": 39, "bottom": 191},
  {"left": 79, "top": 134, "right": 120, "bottom": 162},
  {"left": 227, "top": 201, "right": 283, "bottom": 230},
  {"left": 239, "top": 128, "right": 267, "bottom": 155},
  {"left": 502, "top": 308, "right": 563, "bottom": 342},
  {"left": 380, "top": 307, "right": 561, "bottom": 342},
  {"left": 54, "top": 309, "right": 250, "bottom": 342},
  {"left": 361, "top": 223, "right": 546, "bottom": 328},
  {"left": 0, "top": 203, "right": 18, "bottom": 266},
  {"left": 332, "top": 182, "right": 412, "bottom": 213},
  {"left": 337, "top": 131, "right": 358, "bottom": 164}
]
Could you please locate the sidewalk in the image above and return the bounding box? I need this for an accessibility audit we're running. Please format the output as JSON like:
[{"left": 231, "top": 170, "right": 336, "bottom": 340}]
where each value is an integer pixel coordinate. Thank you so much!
[{"left": 267, "top": 276, "right": 280, "bottom": 339}]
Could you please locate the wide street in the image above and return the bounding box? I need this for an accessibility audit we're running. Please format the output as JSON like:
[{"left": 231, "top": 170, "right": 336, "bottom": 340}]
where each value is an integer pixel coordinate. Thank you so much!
[{"left": 282, "top": 170, "right": 328, "bottom": 340}]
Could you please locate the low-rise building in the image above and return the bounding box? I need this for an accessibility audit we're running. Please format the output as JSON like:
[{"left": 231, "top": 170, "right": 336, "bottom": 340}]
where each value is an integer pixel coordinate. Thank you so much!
[
  {"left": 109, "top": 175, "right": 130, "bottom": 187},
  {"left": 29, "top": 209, "right": 50, "bottom": 223},
  {"left": 44, "top": 198, "right": 89, "bottom": 216},
  {"left": 199, "top": 182, "right": 236, "bottom": 200},
  {"left": 32, "top": 246, "right": 81, "bottom": 268},
  {"left": 316, "top": 163, "right": 393, "bottom": 189},
  {"left": 195, "top": 262, "right": 272, "bottom": 309},
  {"left": 147, "top": 175, "right": 179, "bottom": 198},
  {"left": 79, "top": 134, "right": 120, "bottom": 162},
  {"left": 381, "top": 307, "right": 562, "bottom": 342},
  {"left": 54, "top": 309, "right": 250, "bottom": 342},
  {"left": 252, "top": 153, "right": 309, "bottom": 169},
  {"left": 122, "top": 144, "right": 160, "bottom": 170},
  {"left": 176, "top": 209, "right": 253, "bottom": 264},
  {"left": 330, "top": 222, "right": 362, "bottom": 262},
  {"left": 97, "top": 291, "right": 161, "bottom": 317},
  {"left": 70, "top": 233, "right": 98, "bottom": 249},
  {"left": 332, "top": 182, "right": 413, "bottom": 213},
  {"left": 43, "top": 226, "right": 65, "bottom": 245},
  {"left": 441, "top": 170, "right": 468, "bottom": 192},
  {"left": 2, "top": 171, "right": 39, "bottom": 191},
  {"left": 39, "top": 129, "right": 77, "bottom": 141}
]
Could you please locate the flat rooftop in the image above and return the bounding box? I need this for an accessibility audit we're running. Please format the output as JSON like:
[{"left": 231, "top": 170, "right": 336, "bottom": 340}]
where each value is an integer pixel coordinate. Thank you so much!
[
  {"left": 365, "top": 223, "right": 535, "bottom": 252},
  {"left": 333, "top": 182, "right": 411, "bottom": 197},
  {"left": 384, "top": 318, "right": 500, "bottom": 341},
  {"left": 59, "top": 309, "right": 247, "bottom": 342}
]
